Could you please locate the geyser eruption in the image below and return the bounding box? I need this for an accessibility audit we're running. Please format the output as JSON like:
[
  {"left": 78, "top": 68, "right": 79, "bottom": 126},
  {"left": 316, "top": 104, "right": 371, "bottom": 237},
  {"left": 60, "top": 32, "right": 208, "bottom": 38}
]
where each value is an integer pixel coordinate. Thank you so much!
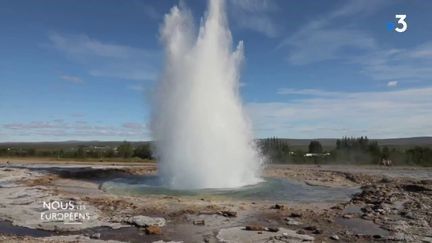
[{"left": 151, "top": 0, "right": 262, "bottom": 189}]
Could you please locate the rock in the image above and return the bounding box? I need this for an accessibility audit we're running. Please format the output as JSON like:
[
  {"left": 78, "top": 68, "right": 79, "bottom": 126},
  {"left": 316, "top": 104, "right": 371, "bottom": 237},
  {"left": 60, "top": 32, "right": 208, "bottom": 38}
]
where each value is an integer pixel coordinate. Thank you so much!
[
  {"left": 361, "top": 213, "right": 373, "bottom": 220},
  {"left": 193, "top": 220, "right": 205, "bottom": 225},
  {"left": 289, "top": 212, "right": 302, "bottom": 218},
  {"left": 312, "top": 229, "right": 322, "bottom": 234},
  {"left": 330, "top": 234, "right": 340, "bottom": 240},
  {"left": 373, "top": 234, "right": 383, "bottom": 239},
  {"left": 285, "top": 218, "right": 301, "bottom": 226},
  {"left": 270, "top": 204, "right": 285, "bottom": 210},
  {"left": 418, "top": 219, "right": 430, "bottom": 227},
  {"left": 342, "top": 214, "right": 353, "bottom": 219},
  {"left": 420, "top": 180, "right": 432, "bottom": 185},
  {"left": 345, "top": 174, "right": 357, "bottom": 182},
  {"left": 388, "top": 232, "right": 414, "bottom": 242},
  {"left": 219, "top": 210, "right": 237, "bottom": 217},
  {"left": 145, "top": 225, "right": 162, "bottom": 235},
  {"left": 422, "top": 236, "right": 432, "bottom": 243},
  {"left": 331, "top": 205, "right": 343, "bottom": 210},
  {"left": 392, "top": 220, "right": 410, "bottom": 231},
  {"left": 326, "top": 218, "right": 334, "bottom": 223},
  {"left": 245, "top": 224, "right": 265, "bottom": 231},
  {"left": 90, "top": 233, "right": 101, "bottom": 239},
  {"left": 217, "top": 226, "right": 314, "bottom": 242},
  {"left": 267, "top": 227, "right": 279, "bottom": 232},
  {"left": 402, "top": 184, "right": 431, "bottom": 193},
  {"left": 153, "top": 240, "right": 183, "bottom": 243},
  {"left": 127, "top": 215, "right": 166, "bottom": 227},
  {"left": 303, "top": 225, "right": 317, "bottom": 231},
  {"left": 380, "top": 177, "right": 392, "bottom": 183},
  {"left": 400, "top": 211, "right": 416, "bottom": 220},
  {"left": 273, "top": 231, "right": 315, "bottom": 242},
  {"left": 296, "top": 229, "right": 306, "bottom": 234}
]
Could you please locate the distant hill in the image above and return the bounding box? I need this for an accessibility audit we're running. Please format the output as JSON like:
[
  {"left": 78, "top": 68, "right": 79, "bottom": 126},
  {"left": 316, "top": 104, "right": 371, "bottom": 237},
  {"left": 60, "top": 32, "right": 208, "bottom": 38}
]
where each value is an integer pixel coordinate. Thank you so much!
[
  {"left": 1, "top": 137, "right": 431, "bottom": 150},
  {"left": 0, "top": 141, "right": 150, "bottom": 150},
  {"left": 262, "top": 137, "right": 432, "bottom": 149}
]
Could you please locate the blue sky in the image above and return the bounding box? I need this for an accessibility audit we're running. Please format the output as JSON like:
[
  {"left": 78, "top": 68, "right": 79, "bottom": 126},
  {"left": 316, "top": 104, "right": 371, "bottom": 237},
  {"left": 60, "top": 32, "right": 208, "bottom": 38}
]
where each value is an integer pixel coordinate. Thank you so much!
[{"left": 1, "top": 0, "right": 432, "bottom": 142}]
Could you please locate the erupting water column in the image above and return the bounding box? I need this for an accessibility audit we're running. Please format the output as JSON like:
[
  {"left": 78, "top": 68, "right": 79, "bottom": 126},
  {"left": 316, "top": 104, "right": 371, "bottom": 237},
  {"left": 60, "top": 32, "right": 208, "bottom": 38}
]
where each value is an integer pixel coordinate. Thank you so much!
[{"left": 151, "top": 0, "right": 262, "bottom": 189}]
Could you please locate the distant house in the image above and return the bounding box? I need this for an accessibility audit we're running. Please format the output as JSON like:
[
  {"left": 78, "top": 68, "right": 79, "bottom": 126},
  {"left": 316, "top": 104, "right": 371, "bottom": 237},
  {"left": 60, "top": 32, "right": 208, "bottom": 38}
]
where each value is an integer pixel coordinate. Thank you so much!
[
  {"left": 304, "top": 152, "right": 330, "bottom": 157},
  {"left": 92, "top": 146, "right": 111, "bottom": 151}
]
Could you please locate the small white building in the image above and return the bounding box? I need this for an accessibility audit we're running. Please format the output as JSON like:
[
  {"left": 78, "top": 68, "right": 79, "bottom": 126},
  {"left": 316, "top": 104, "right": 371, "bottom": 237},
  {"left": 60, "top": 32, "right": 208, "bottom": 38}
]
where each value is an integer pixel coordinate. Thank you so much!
[{"left": 304, "top": 152, "right": 330, "bottom": 157}]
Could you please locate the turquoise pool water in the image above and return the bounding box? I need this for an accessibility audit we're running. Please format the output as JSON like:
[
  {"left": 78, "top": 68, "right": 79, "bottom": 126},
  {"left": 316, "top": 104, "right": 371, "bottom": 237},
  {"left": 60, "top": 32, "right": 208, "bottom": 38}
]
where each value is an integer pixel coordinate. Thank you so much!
[{"left": 101, "top": 176, "right": 360, "bottom": 203}]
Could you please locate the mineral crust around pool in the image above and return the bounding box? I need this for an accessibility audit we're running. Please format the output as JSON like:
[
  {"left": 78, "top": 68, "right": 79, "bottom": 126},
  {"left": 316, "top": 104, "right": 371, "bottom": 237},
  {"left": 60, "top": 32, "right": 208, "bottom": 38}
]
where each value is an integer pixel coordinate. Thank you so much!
[{"left": 216, "top": 226, "right": 314, "bottom": 243}]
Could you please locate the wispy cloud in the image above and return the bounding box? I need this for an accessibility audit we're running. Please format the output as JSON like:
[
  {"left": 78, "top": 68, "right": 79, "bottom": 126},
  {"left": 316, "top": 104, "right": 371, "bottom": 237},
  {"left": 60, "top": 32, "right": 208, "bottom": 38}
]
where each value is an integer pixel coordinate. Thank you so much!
[
  {"left": 49, "top": 33, "right": 148, "bottom": 59},
  {"left": 329, "top": 0, "right": 388, "bottom": 18},
  {"left": 60, "top": 75, "right": 84, "bottom": 84},
  {"left": 248, "top": 87, "right": 432, "bottom": 138},
  {"left": 48, "top": 33, "right": 159, "bottom": 81},
  {"left": 229, "top": 0, "right": 279, "bottom": 38},
  {"left": 279, "top": 0, "right": 385, "bottom": 64},
  {"left": 131, "top": 0, "right": 161, "bottom": 20},
  {"left": 127, "top": 84, "right": 146, "bottom": 92},
  {"left": 387, "top": 81, "right": 398, "bottom": 87},
  {"left": 122, "top": 122, "right": 146, "bottom": 130},
  {"left": 277, "top": 88, "right": 344, "bottom": 97},
  {"left": 2, "top": 120, "right": 149, "bottom": 141},
  {"left": 354, "top": 44, "right": 432, "bottom": 82},
  {"left": 282, "top": 28, "right": 376, "bottom": 65},
  {"left": 279, "top": 0, "right": 432, "bottom": 84}
]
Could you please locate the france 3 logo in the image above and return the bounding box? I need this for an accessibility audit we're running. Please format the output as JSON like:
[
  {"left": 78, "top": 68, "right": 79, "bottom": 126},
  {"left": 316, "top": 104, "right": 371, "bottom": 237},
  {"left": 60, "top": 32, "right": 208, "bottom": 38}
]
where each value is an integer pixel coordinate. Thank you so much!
[{"left": 387, "top": 14, "right": 407, "bottom": 33}]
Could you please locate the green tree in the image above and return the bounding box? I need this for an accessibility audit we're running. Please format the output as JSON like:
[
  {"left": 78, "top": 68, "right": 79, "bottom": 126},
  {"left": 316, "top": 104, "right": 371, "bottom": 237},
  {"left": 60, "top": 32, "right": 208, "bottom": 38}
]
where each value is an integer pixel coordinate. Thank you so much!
[
  {"left": 134, "top": 144, "right": 153, "bottom": 159},
  {"left": 406, "top": 146, "right": 432, "bottom": 166},
  {"left": 381, "top": 146, "right": 390, "bottom": 160},
  {"left": 105, "top": 148, "right": 115, "bottom": 158},
  {"left": 118, "top": 141, "right": 134, "bottom": 158},
  {"left": 75, "top": 146, "right": 86, "bottom": 158},
  {"left": 308, "top": 140, "right": 323, "bottom": 153},
  {"left": 259, "top": 138, "right": 291, "bottom": 163}
]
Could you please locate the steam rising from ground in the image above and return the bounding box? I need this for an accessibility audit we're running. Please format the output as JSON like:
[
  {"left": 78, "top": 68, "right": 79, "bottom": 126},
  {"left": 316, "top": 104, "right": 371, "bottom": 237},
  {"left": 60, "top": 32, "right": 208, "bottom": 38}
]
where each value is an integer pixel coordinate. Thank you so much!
[{"left": 151, "top": 0, "right": 263, "bottom": 189}]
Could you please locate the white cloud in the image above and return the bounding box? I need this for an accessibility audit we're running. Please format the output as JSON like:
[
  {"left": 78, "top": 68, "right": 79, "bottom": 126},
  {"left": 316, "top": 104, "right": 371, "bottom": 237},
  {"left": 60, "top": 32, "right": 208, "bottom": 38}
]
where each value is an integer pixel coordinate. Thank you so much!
[
  {"left": 2, "top": 120, "right": 150, "bottom": 141},
  {"left": 247, "top": 87, "right": 432, "bottom": 138},
  {"left": 60, "top": 75, "right": 84, "bottom": 84},
  {"left": 127, "top": 84, "right": 146, "bottom": 92},
  {"left": 329, "top": 0, "right": 388, "bottom": 18},
  {"left": 230, "top": 0, "right": 277, "bottom": 12},
  {"left": 89, "top": 67, "right": 156, "bottom": 81},
  {"left": 229, "top": 0, "right": 279, "bottom": 38},
  {"left": 278, "top": 0, "right": 385, "bottom": 65},
  {"left": 277, "top": 88, "right": 344, "bottom": 97},
  {"left": 49, "top": 33, "right": 148, "bottom": 59},
  {"left": 354, "top": 44, "right": 432, "bottom": 82},
  {"left": 235, "top": 15, "right": 278, "bottom": 38},
  {"left": 387, "top": 81, "right": 398, "bottom": 87},
  {"left": 410, "top": 42, "right": 432, "bottom": 58},
  {"left": 130, "top": 1, "right": 161, "bottom": 20},
  {"left": 282, "top": 28, "right": 376, "bottom": 65},
  {"left": 278, "top": 1, "right": 432, "bottom": 84},
  {"left": 49, "top": 33, "right": 159, "bottom": 81}
]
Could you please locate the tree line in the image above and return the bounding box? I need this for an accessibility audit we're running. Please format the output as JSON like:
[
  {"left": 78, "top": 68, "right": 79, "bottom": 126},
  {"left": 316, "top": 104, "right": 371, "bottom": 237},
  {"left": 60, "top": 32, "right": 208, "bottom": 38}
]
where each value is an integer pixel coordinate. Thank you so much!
[
  {"left": 258, "top": 137, "right": 432, "bottom": 166},
  {"left": 2, "top": 138, "right": 431, "bottom": 166},
  {"left": 0, "top": 141, "right": 153, "bottom": 160}
]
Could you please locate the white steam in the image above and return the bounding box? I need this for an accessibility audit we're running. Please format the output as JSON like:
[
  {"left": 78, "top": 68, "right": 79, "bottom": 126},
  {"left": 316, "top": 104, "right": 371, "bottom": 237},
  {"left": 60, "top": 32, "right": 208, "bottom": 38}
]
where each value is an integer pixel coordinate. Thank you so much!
[{"left": 151, "top": 0, "right": 262, "bottom": 189}]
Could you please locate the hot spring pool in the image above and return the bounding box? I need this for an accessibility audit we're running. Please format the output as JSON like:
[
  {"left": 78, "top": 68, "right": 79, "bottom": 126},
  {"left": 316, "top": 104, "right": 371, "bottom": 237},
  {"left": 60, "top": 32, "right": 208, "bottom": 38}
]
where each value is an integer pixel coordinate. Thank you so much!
[{"left": 101, "top": 176, "right": 360, "bottom": 203}]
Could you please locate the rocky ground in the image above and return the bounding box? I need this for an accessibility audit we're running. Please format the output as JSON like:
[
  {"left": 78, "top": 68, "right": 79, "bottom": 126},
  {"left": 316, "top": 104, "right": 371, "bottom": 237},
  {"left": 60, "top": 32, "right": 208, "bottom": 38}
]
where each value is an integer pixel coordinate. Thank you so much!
[{"left": 0, "top": 161, "right": 431, "bottom": 242}]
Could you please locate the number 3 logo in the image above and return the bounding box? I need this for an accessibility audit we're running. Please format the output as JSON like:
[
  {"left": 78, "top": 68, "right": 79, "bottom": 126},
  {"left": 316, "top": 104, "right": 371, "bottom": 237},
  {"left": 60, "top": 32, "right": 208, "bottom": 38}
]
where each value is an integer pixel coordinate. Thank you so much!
[{"left": 395, "top": 14, "right": 407, "bottom": 32}]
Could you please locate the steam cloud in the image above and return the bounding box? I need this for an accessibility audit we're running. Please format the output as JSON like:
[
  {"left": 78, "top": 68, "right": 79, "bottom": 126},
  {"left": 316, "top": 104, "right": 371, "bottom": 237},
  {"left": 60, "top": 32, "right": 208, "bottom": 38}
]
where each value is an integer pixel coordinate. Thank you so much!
[{"left": 151, "top": 0, "right": 263, "bottom": 189}]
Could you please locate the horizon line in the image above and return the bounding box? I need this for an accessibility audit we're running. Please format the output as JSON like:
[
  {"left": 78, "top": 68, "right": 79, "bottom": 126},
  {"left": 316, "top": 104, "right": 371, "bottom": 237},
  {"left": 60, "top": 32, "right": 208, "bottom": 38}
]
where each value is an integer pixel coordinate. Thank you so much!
[{"left": 1, "top": 136, "right": 432, "bottom": 144}]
